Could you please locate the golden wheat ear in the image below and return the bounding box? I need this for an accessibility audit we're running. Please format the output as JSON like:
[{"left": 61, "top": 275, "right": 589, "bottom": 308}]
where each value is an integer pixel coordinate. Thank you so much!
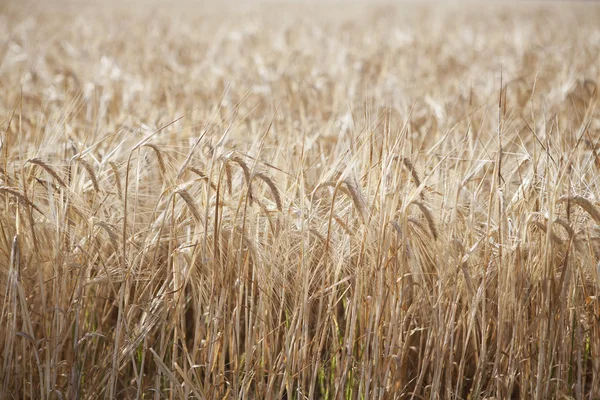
[
  {"left": 27, "top": 158, "right": 67, "bottom": 188},
  {"left": 108, "top": 162, "right": 123, "bottom": 200},
  {"left": 141, "top": 143, "right": 167, "bottom": 178},
  {"left": 252, "top": 172, "right": 282, "bottom": 212},
  {"left": 410, "top": 201, "right": 438, "bottom": 240},
  {"left": 559, "top": 196, "right": 600, "bottom": 224},
  {"left": 75, "top": 158, "right": 100, "bottom": 192},
  {"left": 0, "top": 186, "right": 46, "bottom": 216},
  {"left": 343, "top": 178, "right": 368, "bottom": 223},
  {"left": 175, "top": 188, "right": 203, "bottom": 223}
]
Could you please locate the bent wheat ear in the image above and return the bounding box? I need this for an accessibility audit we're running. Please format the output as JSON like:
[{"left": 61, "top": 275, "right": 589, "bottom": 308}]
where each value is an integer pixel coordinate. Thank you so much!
[
  {"left": 187, "top": 166, "right": 207, "bottom": 179},
  {"left": 108, "top": 162, "right": 123, "bottom": 200},
  {"left": 142, "top": 143, "right": 167, "bottom": 178},
  {"left": 317, "top": 180, "right": 368, "bottom": 222},
  {"left": 176, "top": 189, "right": 202, "bottom": 223},
  {"left": 554, "top": 218, "right": 575, "bottom": 238},
  {"left": 402, "top": 158, "right": 422, "bottom": 187},
  {"left": 187, "top": 167, "right": 218, "bottom": 191},
  {"left": 224, "top": 163, "right": 233, "bottom": 195},
  {"left": 528, "top": 220, "right": 564, "bottom": 244},
  {"left": 559, "top": 196, "right": 600, "bottom": 224},
  {"left": 252, "top": 172, "right": 282, "bottom": 212},
  {"left": 68, "top": 203, "right": 87, "bottom": 221},
  {"left": 34, "top": 177, "right": 60, "bottom": 190},
  {"left": 231, "top": 156, "right": 251, "bottom": 188},
  {"left": 27, "top": 158, "right": 67, "bottom": 188},
  {"left": 95, "top": 220, "right": 119, "bottom": 249},
  {"left": 255, "top": 198, "right": 277, "bottom": 232},
  {"left": 344, "top": 178, "right": 368, "bottom": 222},
  {"left": 407, "top": 217, "right": 428, "bottom": 235},
  {"left": 231, "top": 155, "right": 254, "bottom": 203},
  {"left": 76, "top": 158, "right": 100, "bottom": 192},
  {"left": 389, "top": 220, "right": 403, "bottom": 237},
  {"left": 0, "top": 186, "right": 46, "bottom": 216},
  {"left": 410, "top": 201, "right": 438, "bottom": 240},
  {"left": 333, "top": 214, "right": 351, "bottom": 234}
]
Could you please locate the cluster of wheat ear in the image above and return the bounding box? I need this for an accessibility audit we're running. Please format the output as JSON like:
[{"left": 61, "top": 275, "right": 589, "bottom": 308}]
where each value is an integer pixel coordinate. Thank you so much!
[{"left": 1, "top": 1, "right": 600, "bottom": 399}]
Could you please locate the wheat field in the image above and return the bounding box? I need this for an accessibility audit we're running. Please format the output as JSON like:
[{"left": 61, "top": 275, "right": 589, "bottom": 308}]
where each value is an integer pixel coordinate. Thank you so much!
[{"left": 1, "top": 1, "right": 600, "bottom": 399}]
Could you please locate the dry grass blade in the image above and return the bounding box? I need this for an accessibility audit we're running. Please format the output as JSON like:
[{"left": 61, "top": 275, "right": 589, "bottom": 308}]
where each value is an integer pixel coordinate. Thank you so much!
[
  {"left": 309, "top": 227, "right": 326, "bottom": 242},
  {"left": 172, "top": 362, "right": 206, "bottom": 399},
  {"left": 149, "top": 349, "right": 185, "bottom": 399}
]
